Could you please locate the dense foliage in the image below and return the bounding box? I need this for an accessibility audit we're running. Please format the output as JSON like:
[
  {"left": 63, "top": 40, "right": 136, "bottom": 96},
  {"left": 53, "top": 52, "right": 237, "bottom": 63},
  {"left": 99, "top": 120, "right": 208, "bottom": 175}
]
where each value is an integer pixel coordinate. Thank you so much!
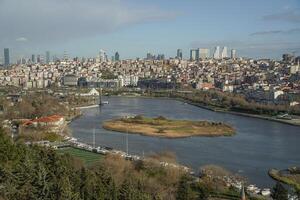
[
  {"left": 2, "top": 93, "right": 68, "bottom": 119},
  {"left": 0, "top": 131, "right": 212, "bottom": 200},
  {"left": 149, "top": 90, "right": 300, "bottom": 116},
  {"left": 271, "top": 182, "right": 288, "bottom": 200}
]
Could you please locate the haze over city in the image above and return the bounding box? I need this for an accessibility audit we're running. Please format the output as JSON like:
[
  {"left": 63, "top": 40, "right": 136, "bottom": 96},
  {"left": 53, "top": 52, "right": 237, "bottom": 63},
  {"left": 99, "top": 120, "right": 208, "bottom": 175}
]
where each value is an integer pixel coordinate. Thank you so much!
[{"left": 1, "top": 0, "right": 300, "bottom": 61}]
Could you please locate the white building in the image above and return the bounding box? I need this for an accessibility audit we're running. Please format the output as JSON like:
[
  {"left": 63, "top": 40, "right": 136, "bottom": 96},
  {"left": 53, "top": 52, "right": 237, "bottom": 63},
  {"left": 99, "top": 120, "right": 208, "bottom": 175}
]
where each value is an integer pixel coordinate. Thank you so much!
[
  {"left": 290, "top": 63, "right": 299, "bottom": 74},
  {"left": 231, "top": 49, "right": 237, "bottom": 59},
  {"left": 213, "top": 46, "right": 220, "bottom": 59},
  {"left": 123, "top": 75, "right": 139, "bottom": 86},
  {"left": 199, "top": 48, "right": 210, "bottom": 59},
  {"left": 221, "top": 46, "right": 228, "bottom": 59}
]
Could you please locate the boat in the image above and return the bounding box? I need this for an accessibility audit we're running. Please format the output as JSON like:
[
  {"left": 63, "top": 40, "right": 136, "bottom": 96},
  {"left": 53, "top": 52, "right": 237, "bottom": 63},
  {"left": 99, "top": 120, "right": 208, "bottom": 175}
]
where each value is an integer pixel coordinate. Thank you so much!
[
  {"left": 276, "top": 113, "right": 292, "bottom": 120},
  {"left": 247, "top": 184, "right": 258, "bottom": 192},
  {"left": 261, "top": 188, "right": 271, "bottom": 196},
  {"left": 100, "top": 101, "right": 109, "bottom": 105}
]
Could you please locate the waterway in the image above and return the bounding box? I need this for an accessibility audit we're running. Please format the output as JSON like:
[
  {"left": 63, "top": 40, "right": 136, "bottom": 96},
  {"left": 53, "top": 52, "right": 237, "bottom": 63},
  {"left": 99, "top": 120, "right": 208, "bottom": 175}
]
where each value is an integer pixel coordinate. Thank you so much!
[{"left": 69, "top": 96, "right": 300, "bottom": 188}]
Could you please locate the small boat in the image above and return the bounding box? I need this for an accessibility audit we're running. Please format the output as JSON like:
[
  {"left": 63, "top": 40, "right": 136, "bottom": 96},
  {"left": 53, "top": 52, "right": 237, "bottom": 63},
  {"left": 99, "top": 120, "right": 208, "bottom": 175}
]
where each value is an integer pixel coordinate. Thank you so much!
[
  {"left": 247, "top": 184, "right": 258, "bottom": 192},
  {"left": 261, "top": 188, "right": 271, "bottom": 196},
  {"left": 276, "top": 113, "right": 292, "bottom": 120}
]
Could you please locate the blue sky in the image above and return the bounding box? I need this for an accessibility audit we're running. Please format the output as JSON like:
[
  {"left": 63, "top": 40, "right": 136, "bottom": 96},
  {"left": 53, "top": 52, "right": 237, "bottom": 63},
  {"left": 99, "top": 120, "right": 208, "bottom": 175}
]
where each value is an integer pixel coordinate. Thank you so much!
[{"left": 0, "top": 0, "right": 300, "bottom": 60}]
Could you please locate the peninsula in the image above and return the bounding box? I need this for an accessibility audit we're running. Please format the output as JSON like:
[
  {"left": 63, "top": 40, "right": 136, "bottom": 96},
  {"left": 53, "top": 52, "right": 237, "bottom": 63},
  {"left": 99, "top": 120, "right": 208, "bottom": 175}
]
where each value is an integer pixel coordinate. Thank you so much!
[{"left": 102, "top": 115, "right": 235, "bottom": 138}]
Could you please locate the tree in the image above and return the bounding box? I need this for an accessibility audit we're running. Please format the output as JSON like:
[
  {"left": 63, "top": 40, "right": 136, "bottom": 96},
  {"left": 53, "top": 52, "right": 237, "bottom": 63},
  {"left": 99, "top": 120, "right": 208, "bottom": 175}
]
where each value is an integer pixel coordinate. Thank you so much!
[
  {"left": 176, "top": 175, "right": 194, "bottom": 200},
  {"left": 194, "top": 183, "right": 209, "bottom": 200},
  {"left": 271, "top": 182, "right": 288, "bottom": 200}
]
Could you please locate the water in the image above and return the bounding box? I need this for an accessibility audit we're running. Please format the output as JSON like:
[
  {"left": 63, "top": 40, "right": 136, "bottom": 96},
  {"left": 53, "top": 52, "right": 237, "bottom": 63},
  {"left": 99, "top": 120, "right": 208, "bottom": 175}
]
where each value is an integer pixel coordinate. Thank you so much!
[{"left": 69, "top": 96, "right": 300, "bottom": 188}]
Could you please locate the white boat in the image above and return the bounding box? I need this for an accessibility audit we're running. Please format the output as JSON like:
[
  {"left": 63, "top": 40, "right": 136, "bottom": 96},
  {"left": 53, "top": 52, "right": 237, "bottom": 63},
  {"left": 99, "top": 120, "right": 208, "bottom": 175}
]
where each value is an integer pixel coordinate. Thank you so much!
[
  {"left": 247, "top": 184, "right": 256, "bottom": 191},
  {"left": 261, "top": 188, "right": 271, "bottom": 196}
]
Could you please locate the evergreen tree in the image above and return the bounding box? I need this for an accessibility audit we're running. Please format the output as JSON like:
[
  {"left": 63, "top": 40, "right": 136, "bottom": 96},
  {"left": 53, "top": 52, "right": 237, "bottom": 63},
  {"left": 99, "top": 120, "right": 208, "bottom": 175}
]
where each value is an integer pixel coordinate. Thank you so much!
[{"left": 271, "top": 182, "right": 288, "bottom": 200}]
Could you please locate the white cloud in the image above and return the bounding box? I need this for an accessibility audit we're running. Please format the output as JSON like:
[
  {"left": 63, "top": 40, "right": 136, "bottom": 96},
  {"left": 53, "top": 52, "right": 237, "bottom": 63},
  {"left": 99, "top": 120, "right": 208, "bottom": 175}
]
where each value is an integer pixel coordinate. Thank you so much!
[
  {"left": 250, "top": 28, "right": 300, "bottom": 36},
  {"left": 15, "top": 37, "right": 28, "bottom": 42},
  {"left": 262, "top": 9, "right": 300, "bottom": 23}
]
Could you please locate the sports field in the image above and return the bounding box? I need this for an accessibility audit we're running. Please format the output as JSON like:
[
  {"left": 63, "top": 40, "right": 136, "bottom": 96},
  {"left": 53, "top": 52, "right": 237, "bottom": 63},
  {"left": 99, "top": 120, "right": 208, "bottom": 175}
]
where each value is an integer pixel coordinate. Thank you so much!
[{"left": 58, "top": 147, "right": 104, "bottom": 165}]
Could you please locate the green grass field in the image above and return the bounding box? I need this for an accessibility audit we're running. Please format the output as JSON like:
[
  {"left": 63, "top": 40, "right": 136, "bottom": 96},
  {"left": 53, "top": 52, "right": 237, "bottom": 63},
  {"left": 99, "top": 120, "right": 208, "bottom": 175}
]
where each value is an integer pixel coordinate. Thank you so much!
[{"left": 58, "top": 147, "right": 104, "bottom": 165}]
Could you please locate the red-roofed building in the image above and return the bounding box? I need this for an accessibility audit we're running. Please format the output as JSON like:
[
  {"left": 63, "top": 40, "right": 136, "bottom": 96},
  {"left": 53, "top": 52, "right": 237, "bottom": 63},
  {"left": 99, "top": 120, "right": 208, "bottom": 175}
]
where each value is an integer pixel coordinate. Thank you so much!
[{"left": 23, "top": 115, "right": 65, "bottom": 130}]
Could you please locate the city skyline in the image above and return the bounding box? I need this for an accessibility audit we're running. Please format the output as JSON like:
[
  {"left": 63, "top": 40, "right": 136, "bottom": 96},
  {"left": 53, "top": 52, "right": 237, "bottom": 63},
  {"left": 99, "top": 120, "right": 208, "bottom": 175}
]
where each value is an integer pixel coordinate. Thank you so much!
[{"left": 0, "top": 0, "right": 299, "bottom": 61}]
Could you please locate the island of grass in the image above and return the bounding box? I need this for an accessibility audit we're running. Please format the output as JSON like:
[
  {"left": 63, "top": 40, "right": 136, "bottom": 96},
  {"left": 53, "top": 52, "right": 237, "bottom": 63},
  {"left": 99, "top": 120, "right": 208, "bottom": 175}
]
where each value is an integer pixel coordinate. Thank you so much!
[
  {"left": 102, "top": 115, "right": 235, "bottom": 138},
  {"left": 269, "top": 167, "right": 300, "bottom": 191}
]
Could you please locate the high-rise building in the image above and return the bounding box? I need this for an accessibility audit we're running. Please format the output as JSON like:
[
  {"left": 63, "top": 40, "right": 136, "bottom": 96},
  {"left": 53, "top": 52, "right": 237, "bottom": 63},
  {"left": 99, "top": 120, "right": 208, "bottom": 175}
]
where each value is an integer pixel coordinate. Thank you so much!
[
  {"left": 177, "top": 49, "right": 183, "bottom": 59},
  {"left": 213, "top": 46, "right": 220, "bottom": 59},
  {"left": 46, "top": 51, "right": 50, "bottom": 64},
  {"left": 115, "top": 52, "right": 120, "bottom": 61},
  {"left": 282, "top": 53, "right": 294, "bottom": 62},
  {"left": 231, "top": 49, "right": 237, "bottom": 59},
  {"left": 157, "top": 54, "right": 165, "bottom": 60},
  {"left": 63, "top": 51, "right": 69, "bottom": 61},
  {"left": 37, "top": 55, "right": 41, "bottom": 63},
  {"left": 4, "top": 48, "right": 10, "bottom": 67},
  {"left": 146, "top": 53, "right": 153, "bottom": 60},
  {"left": 99, "top": 49, "right": 106, "bottom": 62},
  {"left": 199, "top": 48, "right": 210, "bottom": 60},
  {"left": 221, "top": 46, "right": 228, "bottom": 59},
  {"left": 190, "top": 49, "right": 199, "bottom": 61},
  {"left": 31, "top": 54, "right": 35, "bottom": 63}
]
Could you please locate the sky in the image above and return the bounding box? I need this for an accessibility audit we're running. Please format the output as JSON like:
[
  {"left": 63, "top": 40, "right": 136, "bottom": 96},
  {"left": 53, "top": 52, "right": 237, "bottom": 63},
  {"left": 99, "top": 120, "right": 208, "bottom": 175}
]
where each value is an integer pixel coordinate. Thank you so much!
[{"left": 0, "top": 0, "right": 300, "bottom": 61}]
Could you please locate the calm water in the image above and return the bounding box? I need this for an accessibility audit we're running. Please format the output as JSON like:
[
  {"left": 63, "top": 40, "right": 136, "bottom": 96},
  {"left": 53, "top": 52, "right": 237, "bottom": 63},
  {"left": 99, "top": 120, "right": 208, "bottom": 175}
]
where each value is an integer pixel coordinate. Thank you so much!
[{"left": 69, "top": 96, "right": 300, "bottom": 187}]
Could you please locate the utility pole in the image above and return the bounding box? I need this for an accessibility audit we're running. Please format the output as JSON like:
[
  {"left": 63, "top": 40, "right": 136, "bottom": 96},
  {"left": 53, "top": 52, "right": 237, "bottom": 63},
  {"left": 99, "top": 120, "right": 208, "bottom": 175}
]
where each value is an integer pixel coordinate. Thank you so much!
[
  {"left": 93, "top": 128, "right": 95, "bottom": 148},
  {"left": 126, "top": 126, "right": 129, "bottom": 155}
]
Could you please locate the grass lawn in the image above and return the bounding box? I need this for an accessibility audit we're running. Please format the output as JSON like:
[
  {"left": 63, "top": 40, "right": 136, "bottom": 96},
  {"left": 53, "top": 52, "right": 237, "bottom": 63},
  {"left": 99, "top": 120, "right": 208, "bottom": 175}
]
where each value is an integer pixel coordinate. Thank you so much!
[{"left": 58, "top": 147, "right": 104, "bottom": 165}]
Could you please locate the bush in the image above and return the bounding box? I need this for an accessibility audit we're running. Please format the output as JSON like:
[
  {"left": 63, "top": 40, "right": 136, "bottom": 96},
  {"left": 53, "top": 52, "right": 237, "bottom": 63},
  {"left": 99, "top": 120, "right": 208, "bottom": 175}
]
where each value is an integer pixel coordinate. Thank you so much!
[
  {"left": 155, "top": 116, "right": 167, "bottom": 120},
  {"left": 133, "top": 115, "right": 144, "bottom": 120}
]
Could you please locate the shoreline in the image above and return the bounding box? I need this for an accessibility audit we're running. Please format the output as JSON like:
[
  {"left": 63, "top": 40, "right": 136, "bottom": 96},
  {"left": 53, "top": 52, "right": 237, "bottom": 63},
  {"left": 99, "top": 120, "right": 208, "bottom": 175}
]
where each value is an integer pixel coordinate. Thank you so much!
[
  {"left": 268, "top": 169, "right": 300, "bottom": 191},
  {"left": 76, "top": 104, "right": 99, "bottom": 109},
  {"left": 71, "top": 95, "right": 300, "bottom": 126},
  {"left": 119, "top": 94, "right": 300, "bottom": 127}
]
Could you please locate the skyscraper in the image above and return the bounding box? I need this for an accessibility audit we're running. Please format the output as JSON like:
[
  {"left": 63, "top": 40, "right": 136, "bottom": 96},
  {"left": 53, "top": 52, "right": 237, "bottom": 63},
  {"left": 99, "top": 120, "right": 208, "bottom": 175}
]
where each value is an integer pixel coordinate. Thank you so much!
[
  {"left": 221, "top": 46, "right": 228, "bottom": 59},
  {"left": 46, "top": 51, "right": 50, "bottom": 64},
  {"left": 199, "top": 48, "right": 210, "bottom": 60},
  {"left": 190, "top": 49, "right": 199, "bottom": 61},
  {"left": 63, "top": 51, "right": 69, "bottom": 61},
  {"left": 31, "top": 54, "right": 35, "bottom": 63},
  {"left": 146, "top": 53, "right": 153, "bottom": 60},
  {"left": 177, "top": 49, "right": 183, "bottom": 60},
  {"left": 157, "top": 54, "right": 165, "bottom": 60},
  {"left": 213, "top": 46, "right": 220, "bottom": 59},
  {"left": 115, "top": 52, "right": 120, "bottom": 61},
  {"left": 37, "top": 55, "right": 41, "bottom": 63},
  {"left": 231, "top": 49, "right": 237, "bottom": 59},
  {"left": 4, "top": 48, "right": 10, "bottom": 67},
  {"left": 99, "top": 49, "right": 106, "bottom": 62}
]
